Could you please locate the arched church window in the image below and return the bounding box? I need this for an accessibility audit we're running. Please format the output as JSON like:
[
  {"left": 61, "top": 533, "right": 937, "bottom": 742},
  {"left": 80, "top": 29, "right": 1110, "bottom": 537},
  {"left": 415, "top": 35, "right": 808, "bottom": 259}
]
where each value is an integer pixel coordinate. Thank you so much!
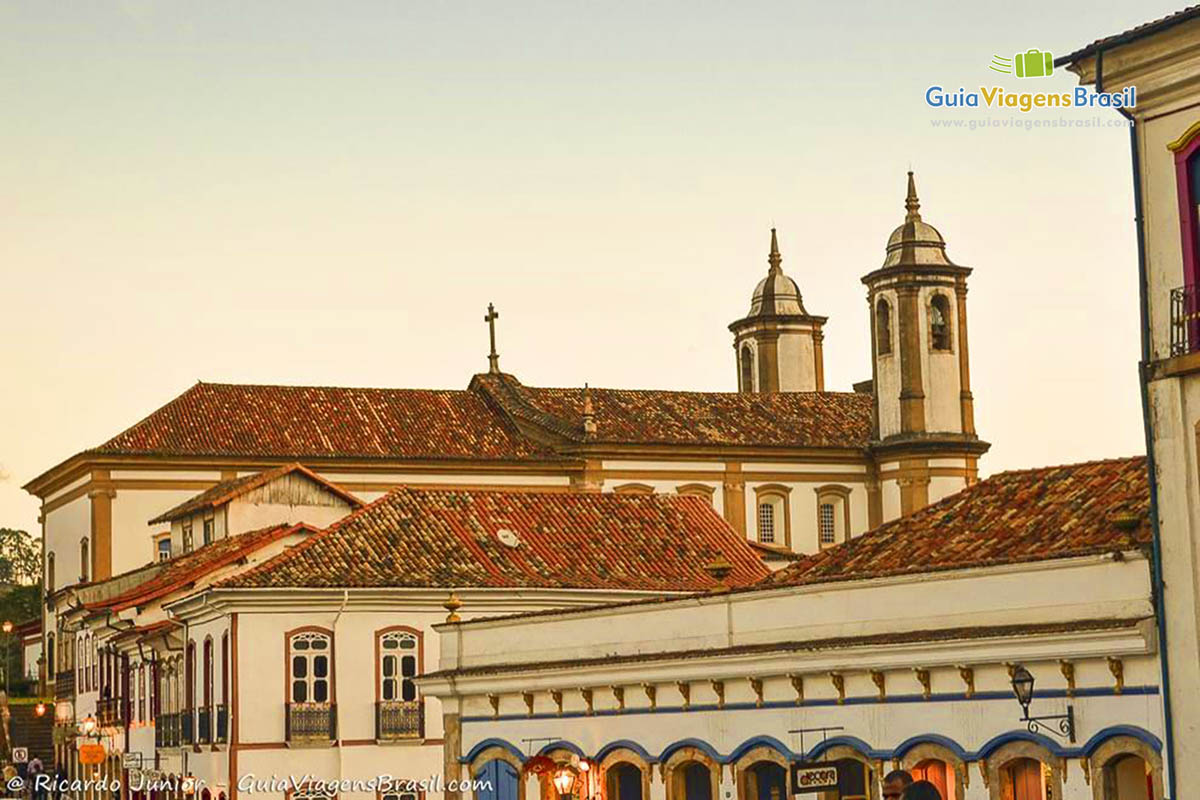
[
  {"left": 930, "top": 294, "right": 952, "bottom": 351},
  {"left": 754, "top": 486, "right": 790, "bottom": 548},
  {"left": 815, "top": 486, "right": 851, "bottom": 550},
  {"left": 79, "top": 537, "right": 89, "bottom": 583},
  {"left": 876, "top": 299, "right": 892, "bottom": 355},
  {"left": 740, "top": 346, "right": 755, "bottom": 392}
]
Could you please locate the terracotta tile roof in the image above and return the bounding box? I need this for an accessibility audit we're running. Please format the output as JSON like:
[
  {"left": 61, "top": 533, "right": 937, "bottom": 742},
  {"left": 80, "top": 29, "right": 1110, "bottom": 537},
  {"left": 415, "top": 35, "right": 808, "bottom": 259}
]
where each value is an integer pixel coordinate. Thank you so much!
[
  {"left": 423, "top": 616, "right": 1150, "bottom": 679},
  {"left": 86, "top": 523, "right": 313, "bottom": 612},
  {"left": 473, "top": 373, "right": 873, "bottom": 449},
  {"left": 1056, "top": 5, "right": 1200, "bottom": 65},
  {"left": 761, "top": 457, "right": 1151, "bottom": 589},
  {"left": 91, "top": 381, "right": 561, "bottom": 462},
  {"left": 218, "top": 489, "right": 770, "bottom": 591},
  {"left": 148, "top": 463, "right": 363, "bottom": 524}
]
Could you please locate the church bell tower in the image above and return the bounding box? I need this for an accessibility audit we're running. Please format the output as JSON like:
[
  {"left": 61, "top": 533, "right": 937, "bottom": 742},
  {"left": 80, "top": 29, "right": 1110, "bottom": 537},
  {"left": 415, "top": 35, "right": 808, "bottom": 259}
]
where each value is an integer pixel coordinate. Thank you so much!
[
  {"left": 729, "top": 229, "right": 827, "bottom": 393},
  {"left": 863, "top": 173, "right": 989, "bottom": 523}
]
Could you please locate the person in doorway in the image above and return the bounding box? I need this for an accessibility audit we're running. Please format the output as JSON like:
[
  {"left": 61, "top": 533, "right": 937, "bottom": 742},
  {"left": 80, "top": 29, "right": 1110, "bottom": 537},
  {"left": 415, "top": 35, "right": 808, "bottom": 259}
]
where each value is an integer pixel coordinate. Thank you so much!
[
  {"left": 881, "top": 770, "right": 914, "bottom": 800},
  {"left": 901, "top": 781, "right": 943, "bottom": 800},
  {"left": 26, "top": 757, "right": 43, "bottom": 800}
]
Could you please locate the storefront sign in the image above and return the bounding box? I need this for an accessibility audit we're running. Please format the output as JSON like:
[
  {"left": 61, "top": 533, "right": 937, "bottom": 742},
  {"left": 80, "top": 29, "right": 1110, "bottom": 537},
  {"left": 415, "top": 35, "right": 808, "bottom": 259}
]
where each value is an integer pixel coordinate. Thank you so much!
[
  {"left": 79, "top": 743, "right": 106, "bottom": 765},
  {"left": 790, "top": 763, "right": 839, "bottom": 794}
]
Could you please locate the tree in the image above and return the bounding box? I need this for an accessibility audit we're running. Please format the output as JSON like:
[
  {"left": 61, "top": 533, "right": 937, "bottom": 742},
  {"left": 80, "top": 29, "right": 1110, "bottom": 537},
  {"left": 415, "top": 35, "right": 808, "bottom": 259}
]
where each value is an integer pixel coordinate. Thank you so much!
[{"left": 0, "top": 529, "right": 40, "bottom": 587}]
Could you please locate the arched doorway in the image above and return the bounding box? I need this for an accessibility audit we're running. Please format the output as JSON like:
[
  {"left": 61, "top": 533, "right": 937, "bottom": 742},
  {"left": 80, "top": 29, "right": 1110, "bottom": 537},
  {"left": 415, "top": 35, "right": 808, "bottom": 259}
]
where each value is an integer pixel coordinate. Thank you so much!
[
  {"left": 674, "top": 763, "right": 714, "bottom": 800},
  {"left": 1101, "top": 755, "right": 1153, "bottom": 800},
  {"left": 912, "top": 760, "right": 956, "bottom": 800},
  {"left": 743, "top": 762, "right": 786, "bottom": 800},
  {"left": 830, "top": 758, "right": 873, "bottom": 800},
  {"left": 1000, "top": 758, "right": 1047, "bottom": 800},
  {"left": 663, "top": 747, "right": 720, "bottom": 800},
  {"left": 476, "top": 760, "right": 520, "bottom": 800},
  {"left": 606, "top": 763, "right": 644, "bottom": 800}
]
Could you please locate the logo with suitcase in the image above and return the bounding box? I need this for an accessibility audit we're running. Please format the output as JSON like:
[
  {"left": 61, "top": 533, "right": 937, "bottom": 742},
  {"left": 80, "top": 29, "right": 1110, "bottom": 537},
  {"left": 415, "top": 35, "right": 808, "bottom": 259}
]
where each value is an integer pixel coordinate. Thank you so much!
[{"left": 990, "top": 49, "right": 1054, "bottom": 78}]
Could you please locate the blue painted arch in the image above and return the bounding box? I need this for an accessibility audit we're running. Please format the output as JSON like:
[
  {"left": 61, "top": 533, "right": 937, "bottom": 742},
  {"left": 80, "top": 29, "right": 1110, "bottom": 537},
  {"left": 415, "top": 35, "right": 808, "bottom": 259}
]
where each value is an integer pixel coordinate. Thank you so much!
[
  {"left": 595, "top": 740, "right": 658, "bottom": 765},
  {"left": 727, "top": 735, "right": 796, "bottom": 763},
  {"left": 658, "top": 738, "right": 725, "bottom": 765},
  {"left": 975, "top": 730, "right": 1065, "bottom": 759},
  {"left": 1080, "top": 725, "right": 1163, "bottom": 757},
  {"left": 463, "top": 737, "right": 526, "bottom": 765},
  {"left": 805, "top": 735, "right": 888, "bottom": 762},
  {"left": 538, "top": 740, "right": 587, "bottom": 758},
  {"left": 890, "top": 733, "right": 970, "bottom": 763}
]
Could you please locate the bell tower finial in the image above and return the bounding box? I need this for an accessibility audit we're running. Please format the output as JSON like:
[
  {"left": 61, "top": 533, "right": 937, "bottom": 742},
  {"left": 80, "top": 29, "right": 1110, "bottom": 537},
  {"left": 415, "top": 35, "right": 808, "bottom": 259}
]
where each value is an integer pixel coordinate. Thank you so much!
[
  {"left": 768, "top": 228, "right": 782, "bottom": 273},
  {"left": 905, "top": 171, "right": 921, "bottom": 222}
]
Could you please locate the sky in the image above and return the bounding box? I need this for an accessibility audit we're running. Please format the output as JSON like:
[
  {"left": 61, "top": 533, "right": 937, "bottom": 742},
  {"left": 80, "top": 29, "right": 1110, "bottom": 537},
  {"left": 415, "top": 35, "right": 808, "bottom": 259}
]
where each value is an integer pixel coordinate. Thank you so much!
[{"left": 0, "top": 1, "right": 1174, "bottom": 534}]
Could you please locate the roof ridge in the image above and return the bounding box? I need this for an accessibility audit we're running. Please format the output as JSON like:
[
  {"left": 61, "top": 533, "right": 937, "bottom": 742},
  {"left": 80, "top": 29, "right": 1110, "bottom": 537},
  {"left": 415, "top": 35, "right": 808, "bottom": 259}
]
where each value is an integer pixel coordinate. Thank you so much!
[{"left": 985, "top": 454, "right": 1146, "bottom": 479}]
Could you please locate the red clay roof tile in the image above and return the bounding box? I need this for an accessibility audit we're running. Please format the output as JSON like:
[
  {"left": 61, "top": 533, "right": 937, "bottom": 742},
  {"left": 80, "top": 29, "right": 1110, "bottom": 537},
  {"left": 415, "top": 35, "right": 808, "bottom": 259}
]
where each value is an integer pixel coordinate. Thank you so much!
[
  {"left": 761, "top": 456, "right": 1151, "bottom": 588},
  {"left": 92, "top": 382, "right": 561, "bottom": 462},
  {"left": 218, "top": 489, "right": 770, "bottom": 591}
]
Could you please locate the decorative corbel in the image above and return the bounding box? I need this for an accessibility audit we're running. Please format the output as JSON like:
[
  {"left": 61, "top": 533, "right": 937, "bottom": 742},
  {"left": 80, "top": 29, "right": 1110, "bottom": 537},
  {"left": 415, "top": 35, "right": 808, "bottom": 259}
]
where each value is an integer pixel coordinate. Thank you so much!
[
  {"left": 643, "top": 683, "right": 657, "bottom": 710},
  {"left": 1080, "top": 757, "right": 1091, "bottom": 785},
  {"left": 612, "top": 685, "right": 625, "bottom": 711},
  {"left": 788, "top": 673, "right": 804, "bottom": 705},
  {"left": 1004, "top": 662, "right": 1017, "bottom": 680},
  {"left": 1059, "top": 660, "right": 1076, "bottom": 697},
  {"left": 710, "top": 680, "right": 725, "bottom": 709},
  {"left": 488, "top": 693, "right": 500, "bottom": 719},
  {"left": 978, "top": 759, "right": 989, "bottom": 788},
  {"left": 677, "top": 681, "right": 690, "bottom": 710},
  {"left": 830, "top": 672, "right": 845, "bottom": 705},
  {"left": 914, "top": 668, "right": 932, "bottom": 700},
  {"left": 580, "top": 688, "right": 594, "bottom": 716},
  {"left": 749, "top": 677, "right": 764, "bottom": 707},
  {"left": 957, "top": 665, "right": 975, "bottom": 699},
  {"left": 551, "top": 689, "right": 564, "bottom": 715},
  {"left": 522, "top": 691, "right": 535, "bottom": 716},
  {"left": 1108, "top": 657, "right": 1125, "bottom": 694},
  {"left": 870, "top": 670, "right": 886, "bottom": 701}
]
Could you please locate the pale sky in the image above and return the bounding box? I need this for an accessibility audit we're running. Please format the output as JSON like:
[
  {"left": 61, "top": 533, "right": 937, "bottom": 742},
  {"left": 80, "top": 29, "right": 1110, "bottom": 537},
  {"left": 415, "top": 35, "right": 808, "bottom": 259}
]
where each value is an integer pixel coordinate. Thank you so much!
[{"left": 0, "top": 1, "right": 1173, "bottom": 533}]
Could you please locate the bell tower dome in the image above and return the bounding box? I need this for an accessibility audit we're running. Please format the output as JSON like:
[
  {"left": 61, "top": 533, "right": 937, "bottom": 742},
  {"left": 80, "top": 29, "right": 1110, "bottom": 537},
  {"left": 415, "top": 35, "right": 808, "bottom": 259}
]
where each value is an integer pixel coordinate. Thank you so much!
[
  {"left": 729, "top": 229, "right": 828, "bottom": 393},
  {"left": 862, "top": 173, "right": 989, "bottom": 522}
]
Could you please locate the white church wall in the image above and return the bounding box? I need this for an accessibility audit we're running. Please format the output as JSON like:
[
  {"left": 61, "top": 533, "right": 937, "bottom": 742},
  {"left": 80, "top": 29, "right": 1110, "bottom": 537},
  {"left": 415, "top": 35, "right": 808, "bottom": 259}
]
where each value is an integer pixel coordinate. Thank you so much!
[{"left": 919, "top": 285, "right": 964, "bottom": 435}]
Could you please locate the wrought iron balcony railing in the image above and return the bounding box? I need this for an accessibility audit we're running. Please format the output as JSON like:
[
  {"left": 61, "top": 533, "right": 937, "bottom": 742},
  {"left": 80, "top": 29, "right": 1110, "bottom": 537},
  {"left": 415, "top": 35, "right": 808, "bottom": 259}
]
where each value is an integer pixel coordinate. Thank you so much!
[
  {"left": 180, "top": 709, "right": 195, "bottom": 745},
  {"left": 1171, "top": 284, "right": 1200, "bottom": 356},
  {"left": 215, "top": 704, "right": 229, "bottom": 744},
  {"left": 156, "top": 713, "right": 180, "bottom": 748},
  {"left": 54, "top": 671, "right": 74, "bottom": 702},
  {"left": 97, "top": 696, "right": 125, "bottom": 727},
  {"left": 376, "top": 700, "right": 423, "bottom": 741},
  {"left": 285, "top": 702, "right": 336, "bottom": 744},
  {"left": 197, "top": 707, "right": 212, "bottom": 745}
]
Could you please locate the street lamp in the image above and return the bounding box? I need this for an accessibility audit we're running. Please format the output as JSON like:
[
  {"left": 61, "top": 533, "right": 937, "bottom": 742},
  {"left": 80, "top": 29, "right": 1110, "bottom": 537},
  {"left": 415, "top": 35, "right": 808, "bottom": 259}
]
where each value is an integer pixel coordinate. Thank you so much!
[
  {"left": 1010, "top": 664, "right": 1075, "bottom": 742},
  {"left": 80, "top": 714, "right": 98, "bottom": 737},
  {"left": 34, "top": 702, "right": 46, "bottom": 717},
  {"left": 552, "top": 768, "right": 577, "bottom": 800}
]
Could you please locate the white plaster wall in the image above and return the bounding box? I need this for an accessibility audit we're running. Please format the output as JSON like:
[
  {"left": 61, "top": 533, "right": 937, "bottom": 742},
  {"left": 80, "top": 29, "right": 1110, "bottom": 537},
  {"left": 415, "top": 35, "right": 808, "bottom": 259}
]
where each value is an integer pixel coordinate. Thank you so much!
[
  {"left": 881, "top": 477, "right": 901, "bottom": 522},
  {"left": 776, "top": 331, "right": 816, "bottom": 392},
  {"left": 226, "top": 499, "right": 351, "bottom": 537},
  {"left": 119, "top": 488, "right": 208, "bottom": 566},
  {"left": 928, "top": 475, "right": 967, "bottom": 506},
  {"left": 443, "top": 557, "right": 1153, "bottom": 670},
  {"left": 45, "top": 496, "right": 89, "bottom": 589},
  {"left": 743, "top": 481, "right": 867, "bottom": 553}
]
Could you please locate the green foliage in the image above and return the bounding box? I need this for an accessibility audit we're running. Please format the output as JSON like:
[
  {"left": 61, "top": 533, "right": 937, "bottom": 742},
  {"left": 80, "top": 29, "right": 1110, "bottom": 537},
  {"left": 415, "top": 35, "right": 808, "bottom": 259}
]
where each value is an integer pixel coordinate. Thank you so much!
[{"left": 0, "top": 529, "right": 40, "bottom": 587}]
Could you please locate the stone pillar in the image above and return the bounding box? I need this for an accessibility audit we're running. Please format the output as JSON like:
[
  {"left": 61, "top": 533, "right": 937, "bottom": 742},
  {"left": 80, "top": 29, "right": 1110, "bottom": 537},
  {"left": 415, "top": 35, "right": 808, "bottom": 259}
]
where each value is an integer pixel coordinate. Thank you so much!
[
  {"left": 812, "top": 328, "right": 825, "bottom": 392},
  {"left": 897, "top": 285, "right": 926, "bottom": 434},
  {"left": 955, "top": 278, "right": 976, "bottom": 436},
  {"left": 756, "top": 333, "right": 780, "bottom": 393},
  {"left": 722, "top": 464, "right": 746, "bottom": 536},
  {"left": 443, "top": 712, "right": 463, "bottom": 800},
  {"left": 88, "top": 471, "right": 116, "bottom": 581}
]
